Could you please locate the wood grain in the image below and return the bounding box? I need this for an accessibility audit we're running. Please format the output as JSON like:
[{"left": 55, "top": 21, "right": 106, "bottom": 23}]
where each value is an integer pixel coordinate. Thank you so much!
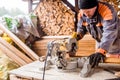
[
  {"left": 34, "top": 0, "right": 75, "bottom": 36},
  {"left": 0, "top": 37, "right": 33, "bottom": 64},
  {"left": 0, "top": 23, "right": 39, "bottom": 61}
]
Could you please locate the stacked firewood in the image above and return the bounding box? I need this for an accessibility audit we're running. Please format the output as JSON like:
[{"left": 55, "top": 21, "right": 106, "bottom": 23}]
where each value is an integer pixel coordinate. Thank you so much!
[
  {"left": 34, "top": 0, "right": 75, "bottom": 36},
  {"left": 101, "top": 0, "right": 120, "bottom": 17}
]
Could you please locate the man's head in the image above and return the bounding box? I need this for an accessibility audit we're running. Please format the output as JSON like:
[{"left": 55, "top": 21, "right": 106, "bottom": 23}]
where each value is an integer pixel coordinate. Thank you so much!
[{"left": 78, "top": 0, "right": 98, "bottom": 18}]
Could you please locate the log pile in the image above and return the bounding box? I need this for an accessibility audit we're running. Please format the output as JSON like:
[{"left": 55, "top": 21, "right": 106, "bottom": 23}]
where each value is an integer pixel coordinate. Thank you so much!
[{"left": 34, "top": 0, "right": 75, "bottom": 36}]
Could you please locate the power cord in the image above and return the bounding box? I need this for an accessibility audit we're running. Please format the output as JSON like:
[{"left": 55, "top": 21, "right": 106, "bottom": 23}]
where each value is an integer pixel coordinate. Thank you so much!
[
  {"left": 42, "top": 52, "right": 49, "bottom": 80},
  {"left": 42, "top": 41, "right": 54, "bottom": 80}
]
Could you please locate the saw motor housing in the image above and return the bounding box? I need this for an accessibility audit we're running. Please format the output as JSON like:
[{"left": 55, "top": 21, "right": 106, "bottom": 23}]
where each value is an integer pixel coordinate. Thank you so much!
[{"left": 46, "top": 37, "right": 78, "bottom": 70}]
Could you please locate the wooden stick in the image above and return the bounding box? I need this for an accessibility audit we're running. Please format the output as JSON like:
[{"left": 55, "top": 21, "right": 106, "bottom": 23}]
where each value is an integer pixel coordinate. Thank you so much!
[
  {"left": 0, "top": 43, "right": 27, "bottom": 66},
  {"left": 0, "top": 37, "right": 33, "bottom": 63},
  {"left": 0, "top": 23, "right": 39, "bottom": 60}
]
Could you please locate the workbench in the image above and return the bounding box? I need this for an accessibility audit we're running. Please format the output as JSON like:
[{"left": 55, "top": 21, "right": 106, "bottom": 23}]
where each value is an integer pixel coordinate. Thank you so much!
[{"left": 9, "top": 60, "right": 118, "bottom": 80}]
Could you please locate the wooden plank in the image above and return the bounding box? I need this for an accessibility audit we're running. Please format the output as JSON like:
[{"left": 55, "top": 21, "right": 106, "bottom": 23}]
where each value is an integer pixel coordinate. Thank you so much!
[
  {"left": 10, "top": 74, "right": 32, "bottom": 80},
  {"left": 9, "top": 61, "right": 118, "bottom": 80},
  {"left": 33, "top": 35, "right": 96, "bottom": 56},
  {"left": 41, "top": 35, "right": 70, "bottom": 39},
  {"left": 34, "top": 40, "right": 95, "bottom": 45},
  {"left": 105, "top": 58, "right": 120, "bottom": 64},
  {"left": 31, "top": 50, "right": 46, "bottom": 56},
  {"left": 38, "top": 35, "right": 94, "bottom": 42},
  {"left": 74, "top": 0, "right": 79, "bottom": 31},
  {"left": 9, "top": 69, "right": 56, "bottom": 80},
  {"left": 9, "top": 61, "right": 80, "bottom": 80},
  {"left": 0, "top": 43, "right": 26, "bottom": 66},
  {"left": 0, "top": 23, "right": 39, "bottom": 61},
  {"left": 33, "top": 41, "right": 95, "bottom": 48},
  {"left": 0, "top": 37, "right": 33, "bottom": 63}
]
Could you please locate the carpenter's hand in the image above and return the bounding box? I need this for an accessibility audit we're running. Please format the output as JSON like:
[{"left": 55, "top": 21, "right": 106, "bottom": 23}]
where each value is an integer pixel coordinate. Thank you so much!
[
  {"left": 88, "top": 52, "right": 106, "bottom": 68},
  {"left": 68, "top": 43, "right": 77, "bottom": 57}
]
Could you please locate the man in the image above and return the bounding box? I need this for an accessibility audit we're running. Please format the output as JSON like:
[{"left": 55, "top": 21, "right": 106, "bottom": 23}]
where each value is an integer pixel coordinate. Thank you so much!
[{"left": 76, "top": 0, "right": 120, "bottom": 77}]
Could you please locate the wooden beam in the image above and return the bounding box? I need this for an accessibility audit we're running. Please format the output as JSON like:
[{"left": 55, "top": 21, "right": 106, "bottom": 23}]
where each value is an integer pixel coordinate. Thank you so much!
[
  {"left": 0, "top": 43, "right": 26, "bottom": 66},
  {"left": 62, "top": 0, "right": 76, "bottom": 12},
  {"left": 75, "top": 0, "right": 79, "bottom": 13},
  {"left": 0, "top": 37, "right": 33, "bottom": 63},
  {"left": 0, "top": 23, "right": 39, "bottom": 61},
  {"left": 74, "top": 0, "right": 79, "bottom": 31},
  {"left": 28, "top": 0, "right": 33, "bottom": 13}
]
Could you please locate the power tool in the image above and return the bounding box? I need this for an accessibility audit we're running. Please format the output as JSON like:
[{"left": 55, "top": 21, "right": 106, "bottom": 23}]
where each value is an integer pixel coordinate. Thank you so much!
[{"left": 42, "top": 32, "right": 79, "bottom": 80}]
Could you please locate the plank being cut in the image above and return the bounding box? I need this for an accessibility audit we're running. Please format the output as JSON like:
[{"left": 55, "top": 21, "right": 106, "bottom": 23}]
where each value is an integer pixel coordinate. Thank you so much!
[
  {"left": 75, "top": 53, "right": 120, "bottom": 64},
  {"left": 33, "top": 35, "right": 96, "bottom": 56}
]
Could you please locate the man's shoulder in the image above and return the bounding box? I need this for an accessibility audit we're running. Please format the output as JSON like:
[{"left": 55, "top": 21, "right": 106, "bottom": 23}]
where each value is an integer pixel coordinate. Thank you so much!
[
  {"left": 98, "top": 1, "right": 115, "bottom": 20},
  {"left": 98, "top": 1, "right": 113, "bottom": 8}
]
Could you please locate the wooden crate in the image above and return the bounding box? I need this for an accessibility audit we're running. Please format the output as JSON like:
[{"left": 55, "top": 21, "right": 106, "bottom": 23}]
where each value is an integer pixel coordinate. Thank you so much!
[{"left": 33, "top": 35, "right": 96, "bottom": 56}]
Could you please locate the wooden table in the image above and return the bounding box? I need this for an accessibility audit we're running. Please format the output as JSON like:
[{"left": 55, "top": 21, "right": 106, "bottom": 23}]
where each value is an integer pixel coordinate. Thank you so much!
[{"left": 9, "top": 61, "right": 118, "bottom": 80}]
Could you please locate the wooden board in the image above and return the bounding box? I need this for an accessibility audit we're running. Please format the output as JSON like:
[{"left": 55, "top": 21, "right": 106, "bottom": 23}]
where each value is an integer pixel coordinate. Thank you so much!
[
  {"left": 9, "top": 74, "right": 31, "bottom": 80},
  {"left": 33, "top": 35, "right": 96, "bottom": 56},
  {"left": 0, "top": 37, "right": 33, "bottom": 64},
  {"left": 0, "top": 23, "right": 39, "bottom": 61},
  {"left": 0, "top": 43, "right": 26, "bottom": 66},
  {"left": 9, "top": 61, "right": 118, "bottom": 80}
]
